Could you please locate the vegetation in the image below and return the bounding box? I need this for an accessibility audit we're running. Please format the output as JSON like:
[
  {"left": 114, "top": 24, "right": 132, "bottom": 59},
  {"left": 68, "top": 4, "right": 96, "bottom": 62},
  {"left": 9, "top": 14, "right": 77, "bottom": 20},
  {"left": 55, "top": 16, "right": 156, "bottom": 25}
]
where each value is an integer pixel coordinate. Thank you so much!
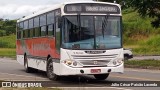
[
  {"left": 0, "top": 19, "right": 16, "bottom": 36},
  {"left": 131, "top": 0, "right": 160, "bottom": 28},
  {"left": 0, "top": 20, "right": 16, "bottom": 58},
  {"left": 125, "top": 60, "right": 160, "bottom": 70},
  {"left": 0, "top": 35, "right": 16, "bottom": 58},
  {"left": 0, "top": 35, "right": 16, "bottom": 48},
  {"left": 0, "top": 48, "right": 16, "bottom": 58},
  {"left": 123, "top": 9, "right": 160, "bottom": 55}
]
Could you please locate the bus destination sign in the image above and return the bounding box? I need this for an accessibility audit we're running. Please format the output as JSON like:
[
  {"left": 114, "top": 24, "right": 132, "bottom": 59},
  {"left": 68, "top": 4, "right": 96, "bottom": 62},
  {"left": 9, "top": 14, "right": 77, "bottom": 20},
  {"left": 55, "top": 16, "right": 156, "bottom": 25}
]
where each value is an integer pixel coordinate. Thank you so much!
[{"left": 64, "top": 3, "right": 120, "bottom": 14}]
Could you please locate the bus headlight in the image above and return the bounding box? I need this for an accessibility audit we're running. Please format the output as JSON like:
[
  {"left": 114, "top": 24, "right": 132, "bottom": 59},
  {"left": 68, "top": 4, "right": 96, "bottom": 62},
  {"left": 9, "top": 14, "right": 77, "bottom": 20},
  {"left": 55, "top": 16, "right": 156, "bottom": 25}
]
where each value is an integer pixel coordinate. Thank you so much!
[
  {"left": 117, "top": 58, "right": 123, "bottom": 64},
  {"left": 113, "top": 58, "right": 123, "bottom": 65},
  {"left": 63, "top": 59, "right": 80, "bottom": 67},
  {"left": 64, "top": 59, "right": 73, "bottom": 66},
  {"left": 113, "top": 60, "right": 117, "bottom": 65},
  {"left": 73, "top": 61, "right": 77, "bottom": 66}
]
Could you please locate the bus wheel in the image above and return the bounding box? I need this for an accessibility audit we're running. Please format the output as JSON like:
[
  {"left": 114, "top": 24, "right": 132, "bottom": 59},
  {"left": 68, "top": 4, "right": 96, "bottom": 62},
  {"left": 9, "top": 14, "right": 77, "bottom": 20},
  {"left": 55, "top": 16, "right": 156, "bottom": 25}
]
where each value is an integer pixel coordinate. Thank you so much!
[
  {"left": 94, "top": 73, "right": 109, "bottom": 80},
  {"left": 47, "top": 58, "right": 59, "bottom": 80},
  {"left": 24, "top": 55, "right": 34, "bottom": 73}
]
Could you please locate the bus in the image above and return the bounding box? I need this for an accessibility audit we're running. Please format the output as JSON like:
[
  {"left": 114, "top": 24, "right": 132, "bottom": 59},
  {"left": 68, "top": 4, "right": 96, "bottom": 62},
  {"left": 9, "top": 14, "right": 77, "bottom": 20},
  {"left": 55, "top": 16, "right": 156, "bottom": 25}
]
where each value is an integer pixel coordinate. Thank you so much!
[{"left": 16, "top": 1, "right": 123, "bottom": 80}]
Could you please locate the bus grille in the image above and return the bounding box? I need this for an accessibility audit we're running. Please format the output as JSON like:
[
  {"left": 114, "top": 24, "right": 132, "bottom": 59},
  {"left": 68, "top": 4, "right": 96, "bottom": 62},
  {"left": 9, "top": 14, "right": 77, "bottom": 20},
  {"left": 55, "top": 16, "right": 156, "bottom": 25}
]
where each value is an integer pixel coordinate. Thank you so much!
[{"left": 71, "top": 54, "right": 118, "bottom": 66}]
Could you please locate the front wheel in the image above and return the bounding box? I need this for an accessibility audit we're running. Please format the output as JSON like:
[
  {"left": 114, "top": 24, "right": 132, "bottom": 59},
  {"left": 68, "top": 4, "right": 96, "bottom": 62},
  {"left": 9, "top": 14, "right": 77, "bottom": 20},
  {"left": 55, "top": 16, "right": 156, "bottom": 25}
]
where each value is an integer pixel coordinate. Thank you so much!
[
  {"left": 94, "top": 73, "right": 109, "bottom": 80},
  {"left": 47, "top": 58, "right": 59, "bottom": 80}
]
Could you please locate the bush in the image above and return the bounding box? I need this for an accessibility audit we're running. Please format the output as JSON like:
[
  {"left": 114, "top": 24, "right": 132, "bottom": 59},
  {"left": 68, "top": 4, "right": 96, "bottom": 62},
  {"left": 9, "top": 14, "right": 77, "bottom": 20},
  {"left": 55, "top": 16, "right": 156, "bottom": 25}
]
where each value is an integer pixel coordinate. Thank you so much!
[{"left": 0, "top": 35, "right": 16, "bottom": 48}]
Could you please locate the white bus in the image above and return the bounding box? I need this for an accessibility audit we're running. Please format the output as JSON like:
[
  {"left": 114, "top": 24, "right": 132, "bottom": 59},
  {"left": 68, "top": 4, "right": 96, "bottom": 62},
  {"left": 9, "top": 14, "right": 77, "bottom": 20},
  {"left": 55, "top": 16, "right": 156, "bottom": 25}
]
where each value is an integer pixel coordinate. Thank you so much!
[{"left": 17, "top": 1, "right": 123, "bottom": 81}]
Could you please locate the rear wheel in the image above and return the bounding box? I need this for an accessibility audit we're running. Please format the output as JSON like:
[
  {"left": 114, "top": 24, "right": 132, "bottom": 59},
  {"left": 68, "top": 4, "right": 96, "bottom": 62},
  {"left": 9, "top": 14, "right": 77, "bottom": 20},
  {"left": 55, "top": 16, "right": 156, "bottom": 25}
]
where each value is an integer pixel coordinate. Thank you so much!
[
  {"left": 47, "top": 57, "right": 59, "bottom": 80},
  {"left": 94, "top": 73, "right": 109, "bottom": 80}
]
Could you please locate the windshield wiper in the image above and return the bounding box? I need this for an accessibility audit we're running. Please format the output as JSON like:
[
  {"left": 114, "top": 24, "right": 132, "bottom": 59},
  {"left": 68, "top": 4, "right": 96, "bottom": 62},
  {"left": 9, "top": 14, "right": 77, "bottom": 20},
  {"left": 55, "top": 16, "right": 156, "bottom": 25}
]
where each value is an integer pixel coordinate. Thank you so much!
[{"left": 102, "top": 15, "right": 109, "bottom": 38}]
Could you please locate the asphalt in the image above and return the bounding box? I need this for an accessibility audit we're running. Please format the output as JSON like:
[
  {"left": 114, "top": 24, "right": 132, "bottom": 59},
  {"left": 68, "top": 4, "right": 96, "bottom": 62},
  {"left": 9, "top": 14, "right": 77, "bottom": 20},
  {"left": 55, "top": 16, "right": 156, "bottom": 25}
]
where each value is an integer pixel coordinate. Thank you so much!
[{"left": 0, "top": 57, "right": 160, "bottom": 90}]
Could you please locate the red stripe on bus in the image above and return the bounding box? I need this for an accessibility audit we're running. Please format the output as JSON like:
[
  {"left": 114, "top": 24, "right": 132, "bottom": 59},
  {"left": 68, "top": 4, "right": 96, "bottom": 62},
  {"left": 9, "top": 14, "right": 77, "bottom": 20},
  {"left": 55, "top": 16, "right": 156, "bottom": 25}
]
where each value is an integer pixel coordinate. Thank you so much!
[{"left": 16, "top": 37, "right": 60, "bottom": 59}]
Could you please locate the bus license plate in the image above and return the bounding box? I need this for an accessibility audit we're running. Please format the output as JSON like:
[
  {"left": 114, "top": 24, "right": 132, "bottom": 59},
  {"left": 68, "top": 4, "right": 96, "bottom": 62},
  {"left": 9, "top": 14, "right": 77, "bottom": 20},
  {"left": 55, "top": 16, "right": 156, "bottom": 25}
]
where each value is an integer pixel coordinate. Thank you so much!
[{"left": 91, "top": 69, "right": 101, "bottom": 73}]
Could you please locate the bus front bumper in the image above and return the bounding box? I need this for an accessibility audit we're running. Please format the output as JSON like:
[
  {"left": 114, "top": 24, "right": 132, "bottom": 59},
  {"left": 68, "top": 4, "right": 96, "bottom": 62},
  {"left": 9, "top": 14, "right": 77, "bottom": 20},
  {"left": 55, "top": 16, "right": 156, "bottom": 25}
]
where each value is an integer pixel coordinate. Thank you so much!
[{"left": 59, "top": 63, "right": 124, "bottom": 75}]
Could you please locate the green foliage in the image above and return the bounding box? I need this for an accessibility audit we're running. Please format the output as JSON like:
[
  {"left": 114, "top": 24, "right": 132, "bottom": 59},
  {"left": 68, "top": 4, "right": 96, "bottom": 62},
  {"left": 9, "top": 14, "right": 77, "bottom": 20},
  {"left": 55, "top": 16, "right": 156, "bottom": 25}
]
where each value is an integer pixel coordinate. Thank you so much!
[
  {"left": 0, "top": 19, "right": 16, "bottom": 36},
  {"left": 0, "top": 35, "right": 16, "bottom": 58},
  {"left": 134, "top": 35, "right": 160, "bottom": 55},
  {"left": 144, "top": 35, "right": 160, "bottom": 47},
  {"left": 122, "top": 9, "right": 155, "bottom": 44},
  {"left": 0, "top": 35, "right": 16, "bottom": 48},
  {"left": 123, "top": 9, "right": 160, "bottom": 55},
  {"left": 0, "top": 48, "right": 16, "bottom": 58},
  {"left": 0, "top": 30, "right": 6, "bottom": 36},
  {"left": 130, "top": 0, "right": 160, "bottom": 28},
  {"left": 126, "top": 35, "right": 160, "bottom": 55}
]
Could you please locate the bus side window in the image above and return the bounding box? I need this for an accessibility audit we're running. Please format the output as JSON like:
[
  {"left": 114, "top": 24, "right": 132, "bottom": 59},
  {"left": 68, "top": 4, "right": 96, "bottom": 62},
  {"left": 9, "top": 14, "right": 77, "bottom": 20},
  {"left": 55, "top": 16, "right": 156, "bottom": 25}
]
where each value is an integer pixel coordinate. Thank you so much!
[
  {"left": 47, "top": 11, "right": 54, "bottom": 36},
  {"left": 29, "top": 19, "right": 34, "bottom": 38},
  {"left": 48, "top": 24, "right": 54, "bottom": 36},
  {"left": 35, "top": 27, "right": 40, "bottom": 37},
  {"left": 40, "top": 14, "right": 47, "bottom": 36},
  {"left": 34, "top": 16, "right": 40, "bottom": 37},
  {"left": 41, "top": 26, "right": 47, "bottom": 36},
  {"left": 30, "top": 29, "right": 34, "bottom": 38}
]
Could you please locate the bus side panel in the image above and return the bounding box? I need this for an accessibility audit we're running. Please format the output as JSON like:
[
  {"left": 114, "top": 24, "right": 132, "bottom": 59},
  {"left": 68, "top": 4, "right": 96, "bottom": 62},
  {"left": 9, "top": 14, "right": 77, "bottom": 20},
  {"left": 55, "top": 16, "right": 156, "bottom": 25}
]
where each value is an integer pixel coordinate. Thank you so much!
[
  {"left": 20, "top": 37, "right": 60, "bottom": 71},
  {"left": 24, "top": 37, "right": 60, "bottom": 59},
  {"left": 16, "top": 40, "right": 25, "bottom": 65}
]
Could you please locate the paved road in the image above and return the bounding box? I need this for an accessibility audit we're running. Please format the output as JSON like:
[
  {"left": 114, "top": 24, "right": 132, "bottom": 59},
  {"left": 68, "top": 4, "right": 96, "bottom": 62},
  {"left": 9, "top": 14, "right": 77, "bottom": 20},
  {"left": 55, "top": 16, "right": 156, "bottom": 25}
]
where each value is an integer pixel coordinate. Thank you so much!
[{"left": 0, "top": 58, "right": 160, "bottom": 90}]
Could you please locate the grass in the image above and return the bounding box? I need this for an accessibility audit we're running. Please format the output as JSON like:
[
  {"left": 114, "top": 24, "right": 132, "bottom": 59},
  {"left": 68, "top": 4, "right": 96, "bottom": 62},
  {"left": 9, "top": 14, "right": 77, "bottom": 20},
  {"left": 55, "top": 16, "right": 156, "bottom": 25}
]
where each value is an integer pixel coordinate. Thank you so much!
[
  {"left": 0, "top": 48, "right": 16, "bottom": 58},
  {"left": 0, "top": 35, "right": 16, "bottom": 48},
  {"left": 123, "top": 9, "right": 160, "bottom": 55},
  {"left": 125, "top": 60, "right": 160, "bottom": 70},
  {"left": 124, "top": 35, "right": 160, "bottom": 55},
  {"left": 0, "top": 35, "right": 16, "bottom": 58}
]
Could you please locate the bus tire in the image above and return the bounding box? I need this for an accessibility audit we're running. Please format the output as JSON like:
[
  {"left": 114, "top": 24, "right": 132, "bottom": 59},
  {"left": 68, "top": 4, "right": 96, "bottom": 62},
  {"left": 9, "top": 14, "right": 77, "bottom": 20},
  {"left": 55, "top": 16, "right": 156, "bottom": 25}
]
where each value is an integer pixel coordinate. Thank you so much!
[
  {"left": 47, "top": 57, "right": 59, "bottom": 80},
  {"left": 94, "top": 73, "right": 109, "bottom": 80},
  {"left": 24, "top": 55, "right": 34, "bottom": 73}
]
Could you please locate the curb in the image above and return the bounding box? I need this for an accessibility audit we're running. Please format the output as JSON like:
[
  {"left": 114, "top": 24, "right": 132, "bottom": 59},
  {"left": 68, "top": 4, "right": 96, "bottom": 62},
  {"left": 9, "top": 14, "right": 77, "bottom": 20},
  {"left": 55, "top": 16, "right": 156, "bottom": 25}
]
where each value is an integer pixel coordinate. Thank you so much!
[{"left": 125, "top": 65, "right": 160, "bottom": 70}]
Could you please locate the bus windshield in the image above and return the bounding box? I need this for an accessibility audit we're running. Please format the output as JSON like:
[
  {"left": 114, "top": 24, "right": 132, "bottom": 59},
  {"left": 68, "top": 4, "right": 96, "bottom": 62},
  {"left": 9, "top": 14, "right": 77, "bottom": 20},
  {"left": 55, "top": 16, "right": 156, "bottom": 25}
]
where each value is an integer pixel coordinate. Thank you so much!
[{"left": 62, "top": 15, "right": 122, "bottom": 50}]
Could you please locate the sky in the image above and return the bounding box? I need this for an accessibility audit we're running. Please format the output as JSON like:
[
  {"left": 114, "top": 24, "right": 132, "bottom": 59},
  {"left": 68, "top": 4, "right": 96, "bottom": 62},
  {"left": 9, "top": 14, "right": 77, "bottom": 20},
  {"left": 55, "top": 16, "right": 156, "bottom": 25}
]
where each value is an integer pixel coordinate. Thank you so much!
[{"left": 0, "top": 0, "right": 91, "bottom": 20}]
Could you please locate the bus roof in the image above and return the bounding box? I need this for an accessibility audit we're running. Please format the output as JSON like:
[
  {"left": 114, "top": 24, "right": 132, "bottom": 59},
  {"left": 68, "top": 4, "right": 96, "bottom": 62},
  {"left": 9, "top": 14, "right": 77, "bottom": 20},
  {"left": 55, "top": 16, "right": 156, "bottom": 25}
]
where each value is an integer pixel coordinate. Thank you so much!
[{"left": 17, "top": 1, "right": 121, "bottom": 22}]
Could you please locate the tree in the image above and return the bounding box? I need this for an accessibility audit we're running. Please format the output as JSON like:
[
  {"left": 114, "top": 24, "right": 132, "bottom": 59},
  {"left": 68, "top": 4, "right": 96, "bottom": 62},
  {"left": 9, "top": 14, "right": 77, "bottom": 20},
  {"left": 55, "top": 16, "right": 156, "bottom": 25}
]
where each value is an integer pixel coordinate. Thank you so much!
[
  {"left": 131, "top": 0, "right": 160, "bottom": 28},
  {"left": 0, "top": 19, "right": 16, "bottom": 36}
]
